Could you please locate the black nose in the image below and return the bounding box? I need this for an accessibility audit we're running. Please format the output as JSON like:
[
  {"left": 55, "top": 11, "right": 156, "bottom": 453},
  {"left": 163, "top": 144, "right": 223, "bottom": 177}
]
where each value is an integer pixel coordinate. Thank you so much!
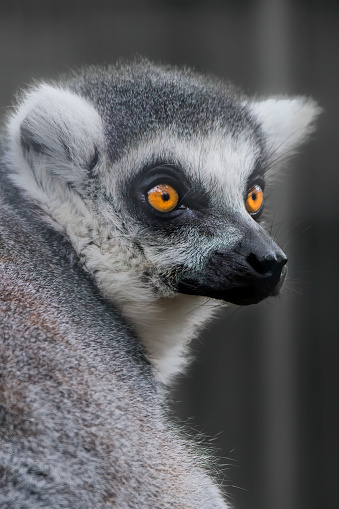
[{"left": 246, "top": 251, "right": 287, "bottom": 277}]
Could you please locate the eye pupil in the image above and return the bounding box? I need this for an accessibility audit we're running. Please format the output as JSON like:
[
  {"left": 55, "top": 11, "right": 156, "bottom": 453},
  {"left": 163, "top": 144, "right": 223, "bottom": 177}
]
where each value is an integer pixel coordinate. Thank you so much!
[
  {"left": 162, "top": 193, "right": 170, "bottom": 202},
  {"left": 251, "top": 192, "right": 257, "bottom": 200}
]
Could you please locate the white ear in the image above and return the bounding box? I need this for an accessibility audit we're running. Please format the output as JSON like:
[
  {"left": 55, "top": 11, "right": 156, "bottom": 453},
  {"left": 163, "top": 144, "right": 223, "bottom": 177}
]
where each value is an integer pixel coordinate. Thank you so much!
[
  {"left": 8, "top": 84, "right": 105, "bottom": 187},
  {"left": 249, "top": 97, "right": 321, "bottom": 164}
]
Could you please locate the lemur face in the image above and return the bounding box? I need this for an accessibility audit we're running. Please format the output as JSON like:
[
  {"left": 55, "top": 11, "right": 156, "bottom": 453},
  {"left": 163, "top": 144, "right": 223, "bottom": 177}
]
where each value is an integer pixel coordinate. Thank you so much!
[{"left": 117, "top": 132, "right": 287, "bottom": 307}]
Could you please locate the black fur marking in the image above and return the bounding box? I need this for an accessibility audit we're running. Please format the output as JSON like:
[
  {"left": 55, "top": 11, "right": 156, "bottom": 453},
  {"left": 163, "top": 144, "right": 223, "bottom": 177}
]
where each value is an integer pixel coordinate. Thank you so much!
[
  {"left": 125, "top": 160, "right": 211, "bottom": 228},
  {"left": 88, "top": 147, "right": 99, "bottom": 177},
  {"left": 244, "top": 158, "right": 265, "bottom": 198}
]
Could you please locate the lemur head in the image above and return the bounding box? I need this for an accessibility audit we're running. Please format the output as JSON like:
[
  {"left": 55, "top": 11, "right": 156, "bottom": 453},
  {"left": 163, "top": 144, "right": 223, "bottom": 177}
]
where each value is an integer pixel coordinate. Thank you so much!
[{"left": 5, "top": 60, "right": 320, "bottom": 381}]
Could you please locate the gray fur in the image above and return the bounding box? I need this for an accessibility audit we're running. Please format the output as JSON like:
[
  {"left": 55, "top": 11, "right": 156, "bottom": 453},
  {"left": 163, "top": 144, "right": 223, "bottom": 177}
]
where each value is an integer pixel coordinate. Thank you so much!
[{"left": 0, "top": 60, "right": 320, "bottom": 507}]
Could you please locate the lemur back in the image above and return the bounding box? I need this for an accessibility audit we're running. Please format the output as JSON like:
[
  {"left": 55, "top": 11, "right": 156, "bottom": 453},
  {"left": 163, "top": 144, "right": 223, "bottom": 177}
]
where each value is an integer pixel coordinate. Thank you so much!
[{"left": 0, "top": 61, "right": 319, "bottom": 508}]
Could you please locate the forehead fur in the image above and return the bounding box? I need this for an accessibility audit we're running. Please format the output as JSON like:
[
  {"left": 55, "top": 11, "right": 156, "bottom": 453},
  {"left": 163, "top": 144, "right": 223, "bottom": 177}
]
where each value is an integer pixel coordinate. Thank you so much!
[
  {"left": 105, "top": 130, "right": 262, "bottom": 213},
  {"left": 66, "top": 60, "right": 261, "bottom": 162}
]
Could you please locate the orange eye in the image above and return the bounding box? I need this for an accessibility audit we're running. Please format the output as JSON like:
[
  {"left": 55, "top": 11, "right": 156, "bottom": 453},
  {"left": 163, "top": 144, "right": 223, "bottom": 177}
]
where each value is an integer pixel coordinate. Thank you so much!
[
  {"left": 147, "top": 184, "right": 179, "bottom": 213},
  {"left": 245, "top": 185, "right": 264, "bottom": 215}
]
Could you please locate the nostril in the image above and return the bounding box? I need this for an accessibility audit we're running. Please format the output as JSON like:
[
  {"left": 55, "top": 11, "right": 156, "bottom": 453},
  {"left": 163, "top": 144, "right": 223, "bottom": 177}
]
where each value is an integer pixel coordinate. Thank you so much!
[
  {"left": 277, "top": 253, "right": 288, "bottom": 267},
  {"left": 247, "top": 253, "right": 273, "bottom": 274},
  {"left": 247, "top": 252, "right": 287, "bottom": 276}
]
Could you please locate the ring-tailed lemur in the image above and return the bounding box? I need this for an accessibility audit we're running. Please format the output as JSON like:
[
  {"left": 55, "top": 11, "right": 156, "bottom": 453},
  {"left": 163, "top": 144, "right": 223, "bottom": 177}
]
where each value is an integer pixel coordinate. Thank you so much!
[{"left": 0, "top": 60, "right": 319, "bottom": 508}]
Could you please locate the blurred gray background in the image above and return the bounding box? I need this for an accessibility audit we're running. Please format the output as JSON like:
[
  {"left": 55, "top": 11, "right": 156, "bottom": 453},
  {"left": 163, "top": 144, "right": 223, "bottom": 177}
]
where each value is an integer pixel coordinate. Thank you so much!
[{"left": 0, "top": 1, "right": 337, "bottom": 508}]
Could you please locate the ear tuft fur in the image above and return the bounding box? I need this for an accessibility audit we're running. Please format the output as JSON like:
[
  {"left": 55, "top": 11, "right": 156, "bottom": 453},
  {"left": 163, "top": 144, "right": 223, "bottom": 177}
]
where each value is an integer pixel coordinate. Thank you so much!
[
  {"left": 8, "top": 84, "right": 105, "bottom": 187},
  {"left": 249, "top": 97, "right": 322, "bottom": 169}
]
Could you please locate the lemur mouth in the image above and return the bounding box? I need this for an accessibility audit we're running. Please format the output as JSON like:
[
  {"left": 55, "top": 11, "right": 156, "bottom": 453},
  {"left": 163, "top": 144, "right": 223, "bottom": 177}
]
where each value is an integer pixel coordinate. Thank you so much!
[
  {"left": 177, "top": 261, "right": 288, "bottom": 306},
  {"left": 178, "top": 279, "right": 283, "bottom": 306},
  {"left": 219, "top": 265, "right": 288, "bottom": 305},
  {"left": 215, "top": 281, "right": 282, "bottom": 306}
]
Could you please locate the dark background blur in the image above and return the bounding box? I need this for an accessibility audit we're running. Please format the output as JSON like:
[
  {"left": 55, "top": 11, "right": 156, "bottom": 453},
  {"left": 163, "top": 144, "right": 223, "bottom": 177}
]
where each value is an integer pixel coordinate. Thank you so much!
[{"left": 0, "top": 1, "right": 337, "bottom": 508}]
